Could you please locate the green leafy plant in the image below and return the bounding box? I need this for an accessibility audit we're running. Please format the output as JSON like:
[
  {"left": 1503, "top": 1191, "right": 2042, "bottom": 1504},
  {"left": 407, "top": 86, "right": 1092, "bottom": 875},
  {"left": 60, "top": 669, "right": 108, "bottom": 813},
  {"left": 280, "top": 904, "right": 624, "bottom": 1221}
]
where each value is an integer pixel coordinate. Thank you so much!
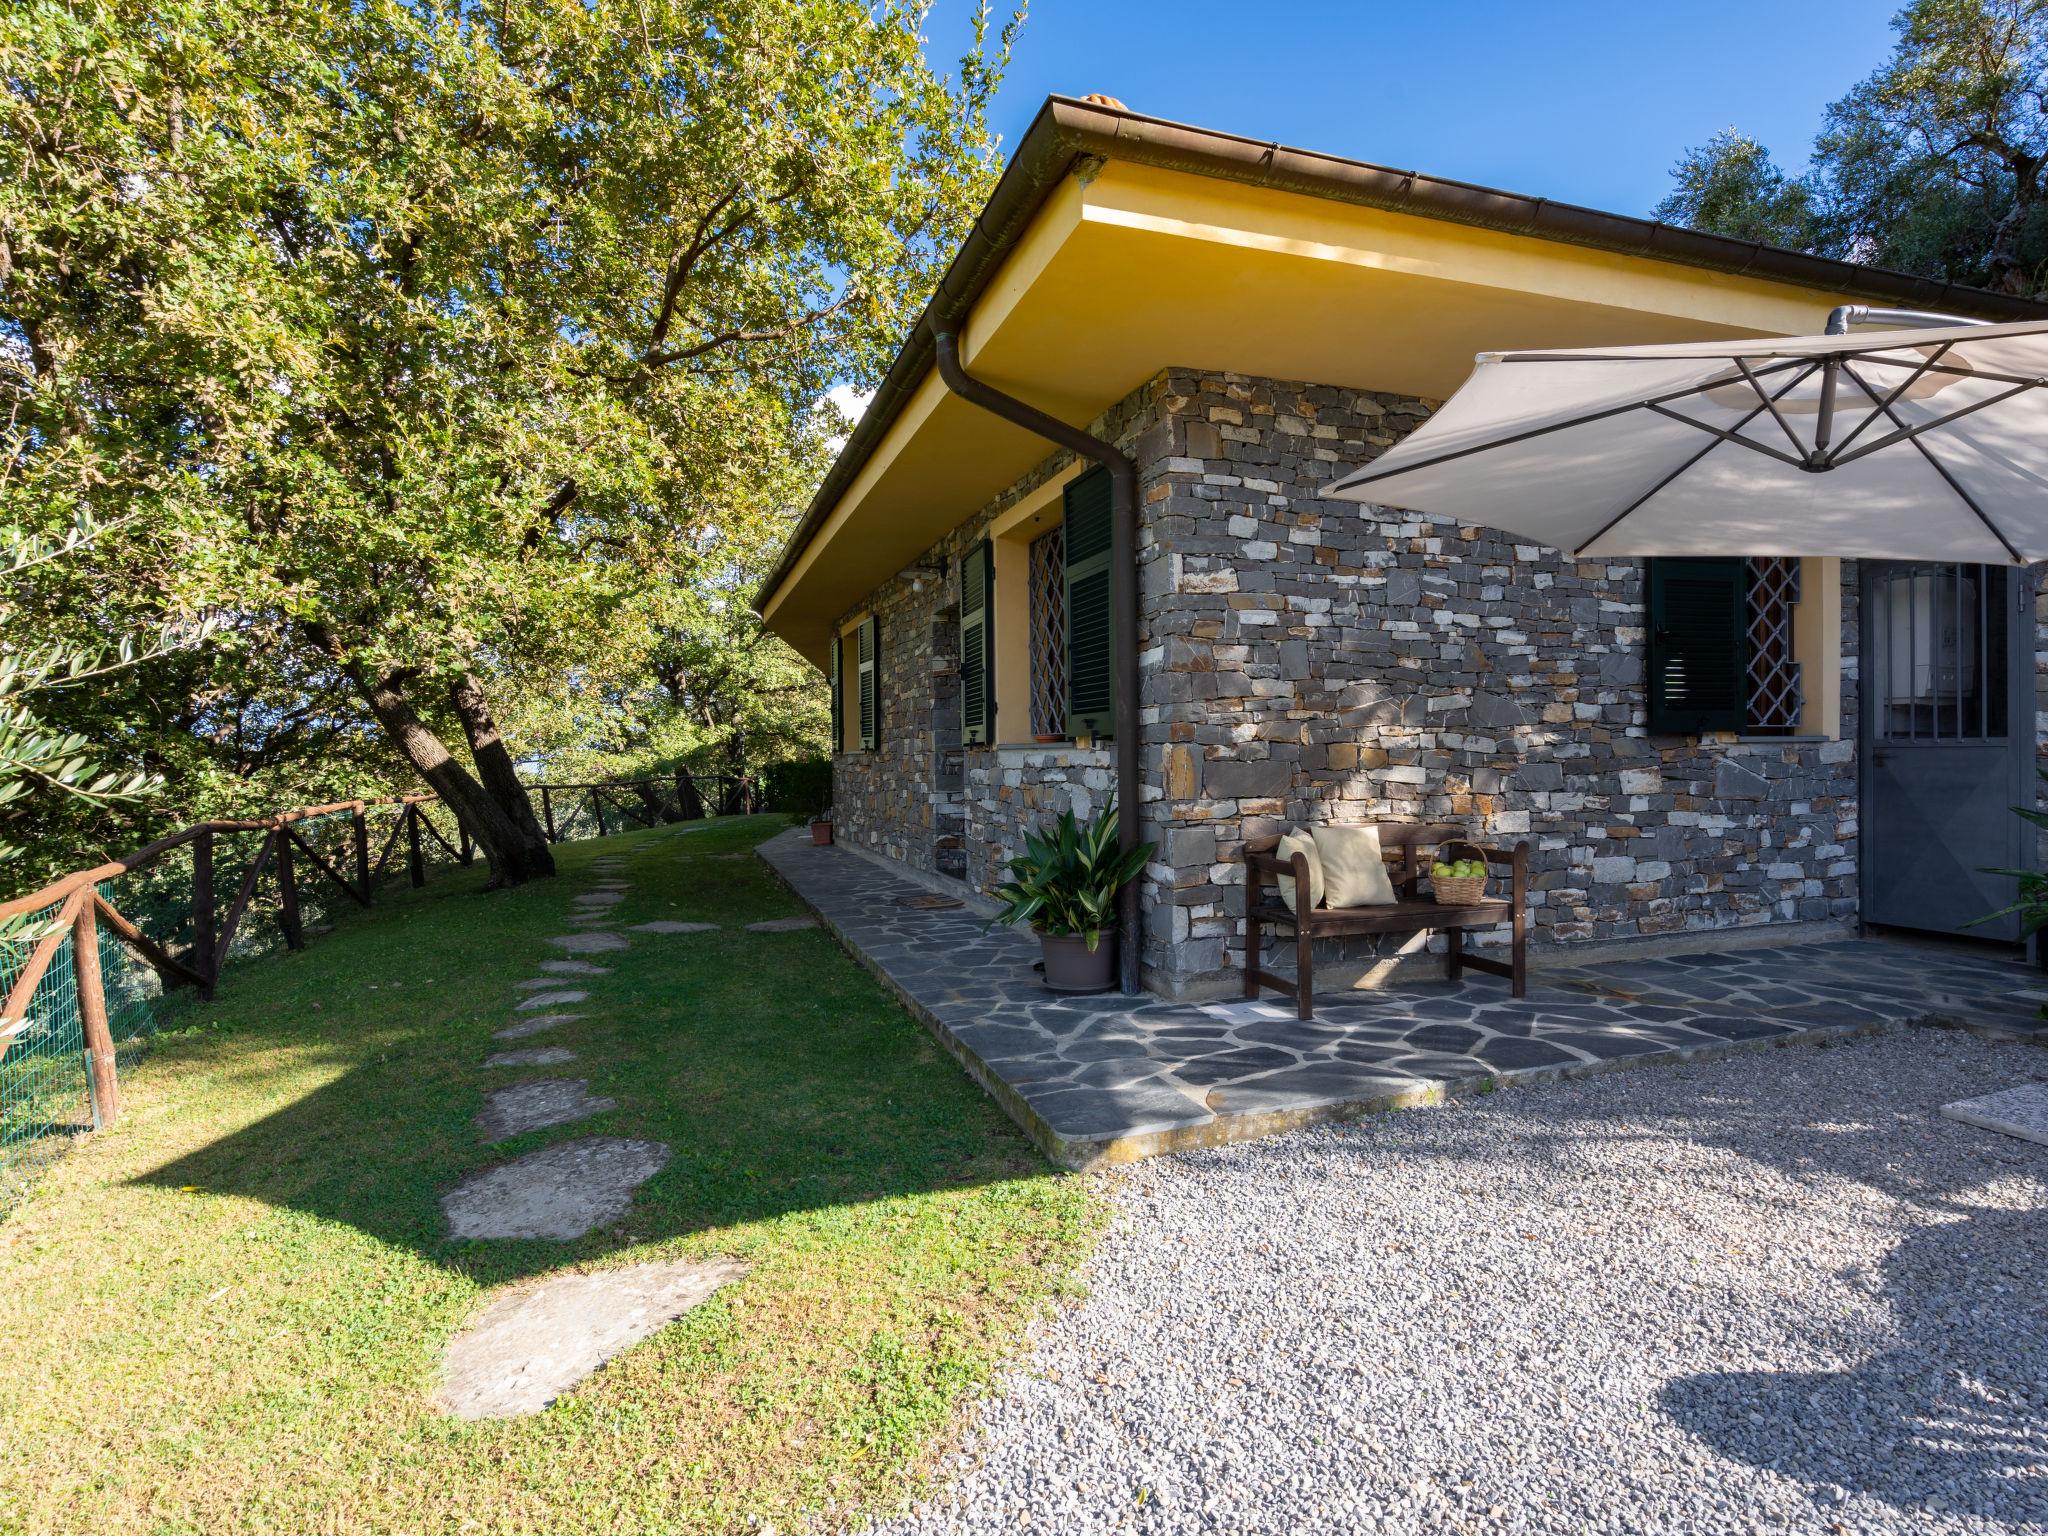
[{"left": 988, "top": 799, "right": 1154, "bottom": 951}]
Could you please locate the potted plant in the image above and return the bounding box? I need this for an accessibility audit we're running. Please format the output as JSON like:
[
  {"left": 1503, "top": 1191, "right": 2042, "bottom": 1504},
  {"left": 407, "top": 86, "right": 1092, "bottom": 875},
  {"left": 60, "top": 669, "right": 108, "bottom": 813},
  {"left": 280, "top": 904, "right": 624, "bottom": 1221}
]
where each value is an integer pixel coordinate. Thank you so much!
[{"left": 989, "top": 798, "right": 1154, "bottom": 993}]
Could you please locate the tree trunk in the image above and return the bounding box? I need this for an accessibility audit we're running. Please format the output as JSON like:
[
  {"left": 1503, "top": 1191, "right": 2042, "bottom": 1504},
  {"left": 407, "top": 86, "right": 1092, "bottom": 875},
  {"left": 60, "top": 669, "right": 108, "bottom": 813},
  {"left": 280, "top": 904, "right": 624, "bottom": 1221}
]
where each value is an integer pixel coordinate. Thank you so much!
[
  {"left": 347, "top": 663, "right": 539, "bottom": 888},
  {"left": 447, "top": 672, "right": 556, "bottom": 879}
]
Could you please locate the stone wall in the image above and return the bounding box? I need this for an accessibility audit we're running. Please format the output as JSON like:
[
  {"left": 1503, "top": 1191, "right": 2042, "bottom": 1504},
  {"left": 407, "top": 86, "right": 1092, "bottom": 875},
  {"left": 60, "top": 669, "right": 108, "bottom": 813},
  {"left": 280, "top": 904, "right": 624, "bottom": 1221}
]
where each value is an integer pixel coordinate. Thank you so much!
[
  {"left": 1138, "top": 369, "right": 1863, "bottom": 994},
  {"left": 829, "top": 378, "right": 1173, "bottom": 904}
]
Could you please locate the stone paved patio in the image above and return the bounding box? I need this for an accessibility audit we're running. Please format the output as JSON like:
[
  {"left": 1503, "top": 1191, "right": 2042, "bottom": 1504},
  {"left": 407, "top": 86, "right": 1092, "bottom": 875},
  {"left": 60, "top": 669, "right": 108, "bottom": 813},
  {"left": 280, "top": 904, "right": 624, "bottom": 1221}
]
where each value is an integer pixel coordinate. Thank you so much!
[{"left": 759, "top": 829, "right": 2048, "bottom": 1167}]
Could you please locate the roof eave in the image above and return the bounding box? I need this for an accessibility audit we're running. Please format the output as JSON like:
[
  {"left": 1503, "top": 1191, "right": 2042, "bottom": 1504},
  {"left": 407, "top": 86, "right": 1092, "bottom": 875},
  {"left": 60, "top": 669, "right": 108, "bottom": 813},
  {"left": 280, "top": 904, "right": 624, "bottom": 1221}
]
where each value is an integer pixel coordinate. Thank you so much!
[{"left": 758, "top": 95, "right": 2048, "bottom": 618}]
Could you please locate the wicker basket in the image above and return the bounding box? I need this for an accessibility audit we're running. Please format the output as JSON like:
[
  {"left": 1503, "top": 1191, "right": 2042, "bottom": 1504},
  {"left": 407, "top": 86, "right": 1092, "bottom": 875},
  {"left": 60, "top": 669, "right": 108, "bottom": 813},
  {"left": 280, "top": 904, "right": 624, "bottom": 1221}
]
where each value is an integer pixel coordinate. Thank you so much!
[{"left": 1429, "top": 839, "right": 1490, "bottom": 906}]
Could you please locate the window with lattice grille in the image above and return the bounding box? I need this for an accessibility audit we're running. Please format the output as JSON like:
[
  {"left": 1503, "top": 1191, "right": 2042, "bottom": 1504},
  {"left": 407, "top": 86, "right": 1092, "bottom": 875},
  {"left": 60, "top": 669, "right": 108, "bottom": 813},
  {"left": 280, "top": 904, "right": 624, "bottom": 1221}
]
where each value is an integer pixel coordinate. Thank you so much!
[
  {"left": 1028, "top": 526, "right": 1068, "bottom": 738},
  {"left": 1745, "top": 556, "right": 1803, "bottom": 733}
]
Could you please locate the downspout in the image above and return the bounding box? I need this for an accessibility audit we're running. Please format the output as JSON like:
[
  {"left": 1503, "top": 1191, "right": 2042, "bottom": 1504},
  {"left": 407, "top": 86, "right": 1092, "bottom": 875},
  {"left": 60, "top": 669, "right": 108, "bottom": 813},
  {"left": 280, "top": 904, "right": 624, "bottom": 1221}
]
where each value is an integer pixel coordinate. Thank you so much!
[{"left": 930, "top": 328, "right": 1144, "bottom": 996}]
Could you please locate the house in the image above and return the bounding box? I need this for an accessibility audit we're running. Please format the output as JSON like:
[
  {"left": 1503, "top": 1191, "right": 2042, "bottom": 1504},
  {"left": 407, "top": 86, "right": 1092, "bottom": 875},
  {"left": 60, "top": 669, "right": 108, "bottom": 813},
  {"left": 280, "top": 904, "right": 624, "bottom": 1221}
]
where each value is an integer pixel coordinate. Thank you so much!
[{"left": 757, "top": 94, "right": 2048, "bottom": 1001}]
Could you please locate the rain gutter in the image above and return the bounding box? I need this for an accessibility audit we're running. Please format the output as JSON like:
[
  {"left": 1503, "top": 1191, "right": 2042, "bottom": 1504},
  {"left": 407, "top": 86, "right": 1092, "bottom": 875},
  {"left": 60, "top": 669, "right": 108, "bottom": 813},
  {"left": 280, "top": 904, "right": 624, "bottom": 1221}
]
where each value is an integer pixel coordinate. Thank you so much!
[
  {"left": 759, "top": 94, "right": 2047, "bottom": 619},
  {"left": 930, "top": 329, "right": 1143, "bottom": 996}
]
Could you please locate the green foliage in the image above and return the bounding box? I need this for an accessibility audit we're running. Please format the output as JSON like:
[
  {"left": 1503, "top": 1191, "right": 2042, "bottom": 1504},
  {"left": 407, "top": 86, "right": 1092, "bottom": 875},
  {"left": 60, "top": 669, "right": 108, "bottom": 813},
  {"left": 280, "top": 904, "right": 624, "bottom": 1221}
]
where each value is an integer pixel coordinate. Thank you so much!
[
  {"left": 1967, "top": 767, "right": 2048, "bottom": 937},
  {"left": 1653, "top": 129, "right": 1818, "bottom": 248},
  {"left": 2, "top": 0, "right": 1015, "bottom": 876},
  {"left": 988, "top": 798, "right": 1155, "bottom": 951},
  {"left": 764, "top": 757, "right": 832, "bottom": 824},
  {"left": 1657, "top": 0, "right": 2048, "bottom": 297}
]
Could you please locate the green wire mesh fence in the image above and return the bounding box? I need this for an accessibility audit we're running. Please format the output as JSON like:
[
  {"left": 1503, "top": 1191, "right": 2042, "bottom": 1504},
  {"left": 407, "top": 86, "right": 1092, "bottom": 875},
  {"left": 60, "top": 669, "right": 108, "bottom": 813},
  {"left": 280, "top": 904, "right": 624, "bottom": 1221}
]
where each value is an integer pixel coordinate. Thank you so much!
[{"left": 0, "top": 773, "right": 751, "bottom": 1213}]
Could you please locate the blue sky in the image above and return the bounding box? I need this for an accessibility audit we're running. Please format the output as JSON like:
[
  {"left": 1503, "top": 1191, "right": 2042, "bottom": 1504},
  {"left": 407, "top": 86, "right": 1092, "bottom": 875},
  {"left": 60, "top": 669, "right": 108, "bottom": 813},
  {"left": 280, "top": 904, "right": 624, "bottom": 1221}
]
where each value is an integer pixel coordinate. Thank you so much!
[{"left": 929, "top": 0, "right": 1904, "bottom": 219}]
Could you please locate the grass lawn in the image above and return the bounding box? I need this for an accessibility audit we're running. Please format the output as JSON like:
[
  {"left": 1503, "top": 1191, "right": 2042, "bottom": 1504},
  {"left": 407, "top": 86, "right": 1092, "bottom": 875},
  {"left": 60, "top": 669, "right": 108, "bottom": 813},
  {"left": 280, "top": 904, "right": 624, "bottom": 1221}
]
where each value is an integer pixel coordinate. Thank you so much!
[{"left": 0, "top": 815, "right": 1104, "bottom": 1535}]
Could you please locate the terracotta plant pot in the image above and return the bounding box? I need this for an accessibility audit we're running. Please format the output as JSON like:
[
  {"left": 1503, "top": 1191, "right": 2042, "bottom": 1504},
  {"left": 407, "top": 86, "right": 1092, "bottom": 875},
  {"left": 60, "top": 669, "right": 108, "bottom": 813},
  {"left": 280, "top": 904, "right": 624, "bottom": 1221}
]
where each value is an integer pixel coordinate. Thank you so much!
[
  {"left": 1039, "top": 930, "right": 1116, "bottom": 993},
  {"left": 810, "top": 819, "right": 833, "bottom": 846}
]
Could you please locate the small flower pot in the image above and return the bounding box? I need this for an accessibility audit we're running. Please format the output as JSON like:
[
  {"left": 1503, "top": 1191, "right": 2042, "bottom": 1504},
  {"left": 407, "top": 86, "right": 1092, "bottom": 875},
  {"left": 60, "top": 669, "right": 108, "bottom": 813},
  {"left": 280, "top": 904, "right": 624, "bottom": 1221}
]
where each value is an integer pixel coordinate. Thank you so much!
[
  {"left": 1039, "top": 930, "right": 1116, "bottom": 993},
  {"left": 810, "top": 819, "right": 834, "bottom": 846}
]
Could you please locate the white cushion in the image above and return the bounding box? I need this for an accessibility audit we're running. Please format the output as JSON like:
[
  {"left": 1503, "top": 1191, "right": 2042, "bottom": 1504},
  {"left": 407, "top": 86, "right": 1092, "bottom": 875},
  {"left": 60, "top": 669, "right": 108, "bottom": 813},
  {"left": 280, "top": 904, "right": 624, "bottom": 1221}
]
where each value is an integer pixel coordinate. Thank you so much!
[
  {"left": 1313, "top": 824, "right": 1396, "bottom": 907},
  {"left": 1274, "top": 828, "right": 1323, "bottom": 913}
]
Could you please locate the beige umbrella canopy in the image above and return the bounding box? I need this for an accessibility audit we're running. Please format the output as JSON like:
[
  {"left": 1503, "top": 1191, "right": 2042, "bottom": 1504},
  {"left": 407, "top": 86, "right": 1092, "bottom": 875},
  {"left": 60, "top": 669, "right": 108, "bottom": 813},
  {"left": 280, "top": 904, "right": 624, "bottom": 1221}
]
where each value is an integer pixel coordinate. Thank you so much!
[{"left": 1324, "top": 317, "right": 2048, "bottom": 564}]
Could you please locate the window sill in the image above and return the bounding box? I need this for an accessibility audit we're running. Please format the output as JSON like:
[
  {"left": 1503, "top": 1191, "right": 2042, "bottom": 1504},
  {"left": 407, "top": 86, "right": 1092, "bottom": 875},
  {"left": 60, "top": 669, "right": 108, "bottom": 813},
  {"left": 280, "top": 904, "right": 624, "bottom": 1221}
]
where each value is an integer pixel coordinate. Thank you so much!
[{"left": 992, "top": 742, "right": 1112, "bottom": 766}]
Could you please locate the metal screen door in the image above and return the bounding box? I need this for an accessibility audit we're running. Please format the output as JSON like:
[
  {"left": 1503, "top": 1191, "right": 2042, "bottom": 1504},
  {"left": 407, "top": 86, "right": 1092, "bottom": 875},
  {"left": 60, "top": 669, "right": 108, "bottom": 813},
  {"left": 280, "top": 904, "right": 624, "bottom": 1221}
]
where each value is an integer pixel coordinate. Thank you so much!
[{"left": 1859, "top": 561, "right": 2033, "bottom": 942}]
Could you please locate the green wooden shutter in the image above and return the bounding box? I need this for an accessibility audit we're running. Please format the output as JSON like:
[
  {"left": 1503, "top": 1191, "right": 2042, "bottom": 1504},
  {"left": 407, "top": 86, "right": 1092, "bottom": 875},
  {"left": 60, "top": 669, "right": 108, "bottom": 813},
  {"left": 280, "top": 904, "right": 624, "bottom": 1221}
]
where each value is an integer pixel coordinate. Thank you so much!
[
  {"left": 827, "top": 630, "right": 843, "bottom": 754},
  {"left": 1646, "top": 557, "right": 1749, "bottom": 734},
  {"left": 959, "top": 540, "right": 996, "bottom": 745},
  {"left": 1062, "top": 466, "right": 1115, "bottom": 739},
  {"left": 856, "top": 614, "right": 879, "bottom": 751}
]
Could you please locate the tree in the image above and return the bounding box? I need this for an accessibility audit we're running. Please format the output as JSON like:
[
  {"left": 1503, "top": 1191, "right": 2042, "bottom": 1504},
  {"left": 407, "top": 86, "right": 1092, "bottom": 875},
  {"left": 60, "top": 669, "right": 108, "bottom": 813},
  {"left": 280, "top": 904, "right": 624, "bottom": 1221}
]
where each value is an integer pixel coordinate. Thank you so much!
[
  {"left": 1654, "top": 129, "right": 1818, "bottom": 248},
  {"left": 1656, "top": 0, "right": 2048, "bottom": 298},
  {"left": 3, "top": 0, "right": 1014, "bottom": 885}
]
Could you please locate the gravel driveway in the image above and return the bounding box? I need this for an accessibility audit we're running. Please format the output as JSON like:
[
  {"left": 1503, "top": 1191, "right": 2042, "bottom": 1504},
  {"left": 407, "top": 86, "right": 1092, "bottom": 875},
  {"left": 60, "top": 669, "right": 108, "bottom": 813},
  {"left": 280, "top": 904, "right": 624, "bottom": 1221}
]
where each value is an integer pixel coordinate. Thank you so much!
[{"left": 876, "top": 1032, "right": 2048, "bottom": 1536}]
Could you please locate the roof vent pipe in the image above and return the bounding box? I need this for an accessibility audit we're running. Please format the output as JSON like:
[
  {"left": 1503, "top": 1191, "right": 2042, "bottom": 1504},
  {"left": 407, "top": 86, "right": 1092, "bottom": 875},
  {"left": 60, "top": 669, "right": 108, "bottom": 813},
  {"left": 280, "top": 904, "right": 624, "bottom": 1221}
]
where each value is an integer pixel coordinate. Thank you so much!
[
  {"left": 1824, "top": 304, "right": 1989, "bottom": 335},
  {"left": 928, "top": 328, "right": 1144, "bottom": 996}
]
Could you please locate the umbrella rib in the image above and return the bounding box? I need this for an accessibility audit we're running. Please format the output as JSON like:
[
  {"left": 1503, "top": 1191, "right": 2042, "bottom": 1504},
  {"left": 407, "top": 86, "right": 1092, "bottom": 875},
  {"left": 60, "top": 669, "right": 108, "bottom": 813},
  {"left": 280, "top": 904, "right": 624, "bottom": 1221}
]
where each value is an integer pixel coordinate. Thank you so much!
[
  {"left": 1642, "top": 402, "right": 1809, "bottom": 469},
  {"left": 1825, "top": 375, "right": 2044, "bottom": 469},
  {"left": 1575, "top": 364, "right": 1816, "bottom": 555},
  {"left": 1333, "top": 359, "right": 1806, "bottom": 490},
  {"left": 1837, "top": 361, "right": 2024, "bottom": 563},
  {"left": 1821, "top": 341, "right": 1952, "bottom": 462},
  {"left": 1736, "top": 357, "right": 1809, "bottom": 459}
]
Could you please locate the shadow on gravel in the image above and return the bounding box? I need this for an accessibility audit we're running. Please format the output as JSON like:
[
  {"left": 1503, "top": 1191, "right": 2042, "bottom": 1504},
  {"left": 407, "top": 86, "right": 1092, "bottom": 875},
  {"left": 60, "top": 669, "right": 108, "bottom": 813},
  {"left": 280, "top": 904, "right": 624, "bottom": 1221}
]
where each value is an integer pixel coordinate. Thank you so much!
[{"left": 1659, "top": 1083, "right": 2048, "bottom": 1523}]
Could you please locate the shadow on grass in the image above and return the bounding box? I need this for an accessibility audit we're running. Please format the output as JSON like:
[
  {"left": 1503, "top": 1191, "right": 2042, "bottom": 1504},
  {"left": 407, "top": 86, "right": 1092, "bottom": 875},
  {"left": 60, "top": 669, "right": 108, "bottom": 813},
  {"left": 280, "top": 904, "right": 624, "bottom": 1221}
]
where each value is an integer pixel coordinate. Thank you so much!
[{"left": 132, "top": 816, "right": 1056, "bottom": 1289}]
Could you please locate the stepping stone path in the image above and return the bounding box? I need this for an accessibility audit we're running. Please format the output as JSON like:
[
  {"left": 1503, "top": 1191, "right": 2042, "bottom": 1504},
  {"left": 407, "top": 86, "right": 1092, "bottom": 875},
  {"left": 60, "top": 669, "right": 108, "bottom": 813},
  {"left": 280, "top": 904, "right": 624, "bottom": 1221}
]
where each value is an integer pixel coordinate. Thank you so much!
[
  {"left": 517, "top": 989, "right": 588, "bottom": 1011},
  {"left": 540, "top": 960, "right": 609, "bottom": 976},
  {"left": 632, "top": 920, "right": 718, "bottom": 934},
  {"left": 442, "top": 1137, "right": 670, "bottom": 1240},
  {"left": 746, "top": 916, "right": 818, "bottom": 933},
  {"left": 485, "top": 1046, "right": 577, "bottom": 1068},
  {"left": 548, "top": 931, "right": 629, "bottom": 954},
  {"left": 437, "top": 1257, "right": 745, "bottom": 1419},
  {"left": 495, "top": 1013, "right": 581, "bottom": 1041},
  {"left": 477, "top": 1079, "right": 618, "bottom": 1142},
  {"left": 1942, "top": 1083, "right": 2048, "bottom": 1146}
]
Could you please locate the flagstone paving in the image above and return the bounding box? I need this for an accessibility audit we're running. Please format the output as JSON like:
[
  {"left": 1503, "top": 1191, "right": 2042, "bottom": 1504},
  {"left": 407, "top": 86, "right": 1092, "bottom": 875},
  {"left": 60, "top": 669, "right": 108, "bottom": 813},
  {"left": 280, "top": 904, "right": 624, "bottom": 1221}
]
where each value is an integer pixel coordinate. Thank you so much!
[
  {"left": 441, "top": 1137, "right": 671, "bottom": 1241},
  {"left": 745, "top": 916, "right": 818, "bottom": 933},
  {"left": 437, "top": 1257, "right": 746, "bottom": 1419},
  {"left": 631, "top": 920, "right": 718, "bottom": 934},
  {"left": 476, "top": 1078, "right": 618, "bottom": 1142},
  {"left": 494, "top": 1012, "right": 582, "bottom": 1041},
  {"left": 484, "top": 1046, "right": 578, "bottom": 1068},
  {"left": 1941, "top": 1081, "right": 2048, "bottom": 1146},
  {"left": 759, "top": 828, "right": 2048, "bottom": 1168},
  {"left": 547, "top": 931, "right": 629, "bottom": 953}
]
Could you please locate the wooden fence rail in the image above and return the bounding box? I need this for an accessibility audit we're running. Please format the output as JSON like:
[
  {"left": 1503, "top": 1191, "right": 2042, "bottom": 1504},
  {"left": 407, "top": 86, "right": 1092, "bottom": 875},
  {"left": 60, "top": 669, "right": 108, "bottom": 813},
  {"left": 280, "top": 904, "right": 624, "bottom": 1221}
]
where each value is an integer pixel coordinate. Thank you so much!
[{"left": 0, "top": 772, "right": 754, "bottom": 1132}]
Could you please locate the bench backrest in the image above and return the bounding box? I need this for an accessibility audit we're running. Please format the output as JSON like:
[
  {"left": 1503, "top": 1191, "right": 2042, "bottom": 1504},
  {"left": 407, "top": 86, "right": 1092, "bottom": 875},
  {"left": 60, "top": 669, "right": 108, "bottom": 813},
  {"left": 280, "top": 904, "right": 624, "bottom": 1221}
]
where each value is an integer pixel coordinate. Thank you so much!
[{"left": 1245, "top": 822, "right": 1470, "bottom": 896}]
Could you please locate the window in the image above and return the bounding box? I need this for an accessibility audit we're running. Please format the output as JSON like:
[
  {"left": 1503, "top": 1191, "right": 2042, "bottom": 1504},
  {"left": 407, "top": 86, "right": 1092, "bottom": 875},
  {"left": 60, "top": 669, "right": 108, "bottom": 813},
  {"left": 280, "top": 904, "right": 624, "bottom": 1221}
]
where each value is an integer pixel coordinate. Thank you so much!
[
  {"left": 1744, "top": 557, "right": 1804, "bottom": 735},
  {"left": 855, "top": 614, "right": 878, "bottom": 751},
  {"left": 1062, "top": 465, "right": 1115, "bottom": 740},
  {"left": 959, "top": 542, "right": 995, "bottom": 745},
  {"left": 1646, "top": 557, "right": 1834, "bottom": 737},
  {"left": 1870, "top": 562, "right": 2007, "bottom": 741},
  {"left": 1028, "top": 526, "right": 1067, "bottom": 737},
  {"left": 828, "top": 629, "right": 842, "bottom": 753}
]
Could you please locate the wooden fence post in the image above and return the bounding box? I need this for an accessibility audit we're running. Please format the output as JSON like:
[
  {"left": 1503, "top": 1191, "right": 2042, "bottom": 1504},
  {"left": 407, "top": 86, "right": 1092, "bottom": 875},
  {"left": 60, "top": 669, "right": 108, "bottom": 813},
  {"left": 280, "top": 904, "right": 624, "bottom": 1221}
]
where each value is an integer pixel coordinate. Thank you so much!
[
  {"left": 407, "top": 804, "right": 425, "bottom": 888},
  {"left": 352, "top": 806, "right": 370, "bottom": 901},
  {"left": 276, "top": 827, "right": 304, "bottom": 950},
  {"left": 72, "top": 897, "right": 119, "bottom": 1129},
  {"left": 591, "top": 787, "right": 607, "bottom": 837},
  {"left": 192, "top": 828, "right": 216, "bottom": 1000},
  {"left": 540, "top": 784, "right": 557, "bottom": 843}
]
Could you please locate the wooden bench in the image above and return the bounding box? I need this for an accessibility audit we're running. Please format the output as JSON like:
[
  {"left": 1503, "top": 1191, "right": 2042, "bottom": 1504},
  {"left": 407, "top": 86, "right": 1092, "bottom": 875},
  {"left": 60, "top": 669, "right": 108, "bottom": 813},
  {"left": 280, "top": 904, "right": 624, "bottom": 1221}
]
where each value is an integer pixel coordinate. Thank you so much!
[{"left": 1243, "top": 824, "right": 1530, "bottom": 1018}]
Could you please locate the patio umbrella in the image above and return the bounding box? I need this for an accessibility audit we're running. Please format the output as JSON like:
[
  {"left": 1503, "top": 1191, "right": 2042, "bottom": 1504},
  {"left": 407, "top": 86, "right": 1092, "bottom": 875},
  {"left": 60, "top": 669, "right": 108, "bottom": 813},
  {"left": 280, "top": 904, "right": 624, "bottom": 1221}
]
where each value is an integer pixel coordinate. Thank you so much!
[{"left": 1323, "top": 316, "right": 2048, "bottom": 563}]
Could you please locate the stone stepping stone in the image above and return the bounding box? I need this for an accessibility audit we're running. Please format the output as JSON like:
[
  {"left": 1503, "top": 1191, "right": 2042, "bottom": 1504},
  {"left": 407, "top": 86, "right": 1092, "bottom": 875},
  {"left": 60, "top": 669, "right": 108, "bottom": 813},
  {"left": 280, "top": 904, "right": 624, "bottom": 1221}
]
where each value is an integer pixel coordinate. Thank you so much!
[
  {"left": 573, "top": 891, "right": 626, "bottom": 907},
  {"left": 515, "top": 976, "right": 577, "bottom": 991},
  {"left": 517, "top": 989, "right": 588, "bottom": 1011},
  {"left": 1941, "top": 1083, "right": 2048, "bottom": 1146},
  {"left": 495, "top": 1013, "right": 581, "bottom": 1041},
  {"left": 548, "top": 932, "right": 629, "bottom": 954},
  {"left": 477, "top": 1079, "right": 617, "bottom": 1142},
  {"left": 540, "top": 960, "right": 610, "bottom": 976},
  {"left": 631, "top": 920, "right": 719, "bottom": 934},
  {"left": 436, "top": 1256, "right": 746, "bottom": 1419},
  {"left": 441, "top": 1137, "right": 670, "bottom": 1241},
  {"left": 746, "top": 917, "right": 818, "bottom": 933},
  {"left": 484, "top": 1046, "right": 577, "bottom": 1068}
]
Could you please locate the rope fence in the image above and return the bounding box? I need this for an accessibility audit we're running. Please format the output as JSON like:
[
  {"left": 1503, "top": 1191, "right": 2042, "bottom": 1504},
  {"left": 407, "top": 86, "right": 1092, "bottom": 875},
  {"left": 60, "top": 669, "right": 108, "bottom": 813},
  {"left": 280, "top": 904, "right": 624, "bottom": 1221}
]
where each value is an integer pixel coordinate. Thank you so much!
[{"left": 0, "top": 771, "right": 753, "bottom": 1207}]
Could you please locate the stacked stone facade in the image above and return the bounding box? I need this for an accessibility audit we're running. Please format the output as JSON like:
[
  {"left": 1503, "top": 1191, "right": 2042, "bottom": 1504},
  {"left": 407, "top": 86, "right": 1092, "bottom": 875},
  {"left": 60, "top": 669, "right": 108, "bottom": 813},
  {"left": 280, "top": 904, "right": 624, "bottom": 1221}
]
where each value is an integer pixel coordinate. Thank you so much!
[{"left": 833, "top": 366, "right": 1875, "bottom": 997}]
